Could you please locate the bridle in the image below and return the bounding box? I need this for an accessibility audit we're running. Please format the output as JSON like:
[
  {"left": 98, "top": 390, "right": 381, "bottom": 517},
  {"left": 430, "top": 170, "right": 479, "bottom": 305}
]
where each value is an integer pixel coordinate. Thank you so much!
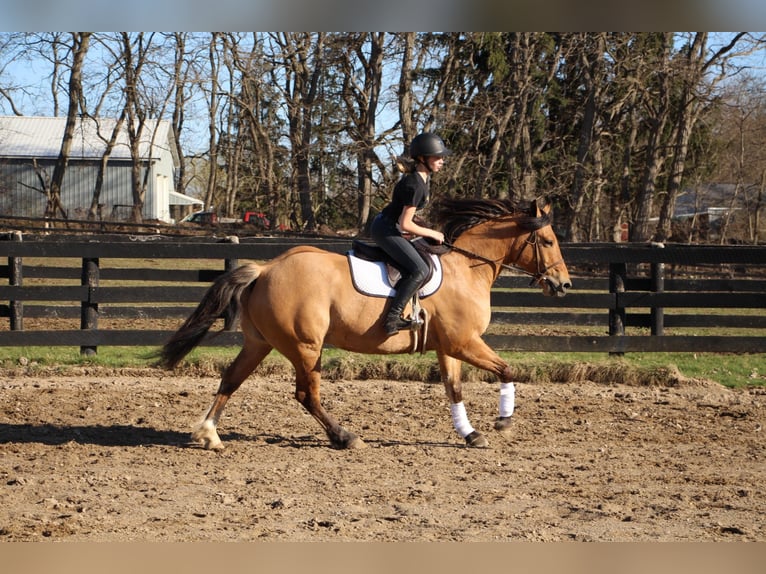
[{"left": 444, "top": 229, "right": 564, "bottom": 287}]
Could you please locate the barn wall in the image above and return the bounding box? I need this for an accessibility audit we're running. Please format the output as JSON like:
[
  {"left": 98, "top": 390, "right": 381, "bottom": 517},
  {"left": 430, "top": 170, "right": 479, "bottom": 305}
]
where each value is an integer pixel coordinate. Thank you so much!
[{"left": 0, "top": 158, "right": 165, "bottom": 221}]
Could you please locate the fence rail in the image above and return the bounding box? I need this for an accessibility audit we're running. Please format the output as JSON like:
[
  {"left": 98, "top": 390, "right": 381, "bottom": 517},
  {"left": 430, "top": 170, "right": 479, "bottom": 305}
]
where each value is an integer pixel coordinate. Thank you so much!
[{"left": 1, "top": 232, "right": 764, "bottom": 354}]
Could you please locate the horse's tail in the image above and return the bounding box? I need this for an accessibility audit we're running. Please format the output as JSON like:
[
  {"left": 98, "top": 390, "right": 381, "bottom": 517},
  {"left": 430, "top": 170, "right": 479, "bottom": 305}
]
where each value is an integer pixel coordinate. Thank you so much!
[{"left": 159, "top": 263, "right": 261, "bottom": 369}]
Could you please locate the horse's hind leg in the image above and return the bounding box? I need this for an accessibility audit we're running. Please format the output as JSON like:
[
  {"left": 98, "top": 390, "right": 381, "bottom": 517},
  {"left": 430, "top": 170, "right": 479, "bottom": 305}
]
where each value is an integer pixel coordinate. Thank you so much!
[
  {"left": 290, "top": 346, "right": 365, "bottom": 449},
  {"left": 192, "top": 341, "right": 272, "bottom": 450}
]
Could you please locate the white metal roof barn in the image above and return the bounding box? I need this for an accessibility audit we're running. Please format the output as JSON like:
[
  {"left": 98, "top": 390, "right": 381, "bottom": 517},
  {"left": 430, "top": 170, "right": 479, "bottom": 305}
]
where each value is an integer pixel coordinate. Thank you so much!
[{"left": 0, "top": 115, "right": 201, "bottom": 222}]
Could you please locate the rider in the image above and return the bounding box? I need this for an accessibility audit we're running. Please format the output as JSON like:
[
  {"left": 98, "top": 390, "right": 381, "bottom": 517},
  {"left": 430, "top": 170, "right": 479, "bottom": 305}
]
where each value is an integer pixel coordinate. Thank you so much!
[{"left": 371, "top": 132, "right": 450, "bottom": 336}]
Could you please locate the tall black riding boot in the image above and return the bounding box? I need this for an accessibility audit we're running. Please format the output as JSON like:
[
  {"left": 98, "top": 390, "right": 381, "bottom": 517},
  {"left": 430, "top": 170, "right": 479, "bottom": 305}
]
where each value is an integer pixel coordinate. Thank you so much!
[{"left": 384, "top": 274, "right": 423, "bottom": 336}]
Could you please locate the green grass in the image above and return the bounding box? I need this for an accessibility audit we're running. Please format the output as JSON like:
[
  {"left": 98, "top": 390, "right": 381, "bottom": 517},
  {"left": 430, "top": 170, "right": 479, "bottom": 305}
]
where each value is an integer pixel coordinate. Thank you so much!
[{"left": 0, "top": 345, "right": 763, "bottom": 389}]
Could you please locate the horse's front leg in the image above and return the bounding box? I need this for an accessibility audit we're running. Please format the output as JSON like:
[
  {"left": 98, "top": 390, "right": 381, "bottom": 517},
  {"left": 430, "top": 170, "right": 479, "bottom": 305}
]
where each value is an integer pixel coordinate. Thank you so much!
[
  {"left": 437, "top": 353, "right": 488, "bottom": 448},
  {"left": 494, "top": 381, "right": 516, "bottom": 432},
  {"left": 448, "top": 338, "right": 517, "bottom": 433}
]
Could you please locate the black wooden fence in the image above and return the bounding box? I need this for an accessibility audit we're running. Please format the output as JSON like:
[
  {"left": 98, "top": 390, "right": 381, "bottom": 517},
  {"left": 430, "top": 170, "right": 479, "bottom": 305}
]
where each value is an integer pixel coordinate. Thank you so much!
[{"left": 1, "top": 231, "right": 764, "bottom": 355}]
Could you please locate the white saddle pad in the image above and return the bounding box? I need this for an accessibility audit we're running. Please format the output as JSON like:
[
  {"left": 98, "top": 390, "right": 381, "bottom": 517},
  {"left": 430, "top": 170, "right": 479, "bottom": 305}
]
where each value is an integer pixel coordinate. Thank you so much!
[{"left": 347, "top": 251, "right": 443, "bottom": 298}]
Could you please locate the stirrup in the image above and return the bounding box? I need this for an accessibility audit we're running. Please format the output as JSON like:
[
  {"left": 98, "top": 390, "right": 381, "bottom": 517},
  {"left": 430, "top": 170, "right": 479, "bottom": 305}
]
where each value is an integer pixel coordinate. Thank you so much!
[{"left": 408, "top": 312, "right": 424, "bottom": 329}]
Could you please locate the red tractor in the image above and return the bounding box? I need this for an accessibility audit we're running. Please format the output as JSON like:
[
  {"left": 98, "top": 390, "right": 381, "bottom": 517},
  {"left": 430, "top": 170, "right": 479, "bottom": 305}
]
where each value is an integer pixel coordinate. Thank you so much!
[{"left": 242, "top": 211, "right": 270, "bottom": 230}]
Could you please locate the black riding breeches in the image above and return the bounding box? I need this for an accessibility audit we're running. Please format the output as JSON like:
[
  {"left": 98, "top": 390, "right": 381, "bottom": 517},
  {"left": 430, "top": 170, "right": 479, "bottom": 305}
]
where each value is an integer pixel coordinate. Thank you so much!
[{"left": 370, "top": 214, "right": 429, "bottom": 306}]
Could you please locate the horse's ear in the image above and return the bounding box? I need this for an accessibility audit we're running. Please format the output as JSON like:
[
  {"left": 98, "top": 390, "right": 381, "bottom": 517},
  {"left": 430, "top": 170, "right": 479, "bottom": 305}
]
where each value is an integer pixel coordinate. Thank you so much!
[{"left": 532, "top": 197, "right": 552, "bottom": 216}]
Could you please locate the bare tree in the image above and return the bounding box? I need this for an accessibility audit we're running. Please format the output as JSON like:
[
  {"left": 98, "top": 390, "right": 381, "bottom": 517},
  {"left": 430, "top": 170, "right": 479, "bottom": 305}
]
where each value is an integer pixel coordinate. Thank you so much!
[
  {"left": 628, "top": 33, "right": 675, "bottom": 242},
  {"left": 564, "top": 33, "right": 608, "bottom": 241},
  {"left": 713, "top": 72, "right": 766, "bottom": 244},
  {"left": 20, "top": 32, "right": 68, "bottom": 116},
  {"left": 218, "top": 33, "right": 243, "bottom": 218},
  {"left": 229, "top": 34, "right": 284, "bottom": 227},
  {"left": 86, "top": 110, "right": 127, "bottom": 220},
  {"left": 201, "top": 32, "right": 222, "bottom": 212},
  {"left": 268, "top": 32, "right": 325, "bottom": 231},
  {"left": 119, "top": 32, "right": 175, "bottom": 222},
  {"left": 169, "top": 32, "right": 193, "bottom": 198},
  {"left": 47, "top": 32, "right": 91, "bottom": 220},
  {"left": 397, "top": 32, "right": 416, "bottom": 147},
  {"left": 0, "top": 33, "right": 26, "bottom": 115},
  {"left": 333, "top": 32, "right": 387, "bottom": 228},
  {"left": 655, "top": 33, "right": 751, "bottom": 242}
]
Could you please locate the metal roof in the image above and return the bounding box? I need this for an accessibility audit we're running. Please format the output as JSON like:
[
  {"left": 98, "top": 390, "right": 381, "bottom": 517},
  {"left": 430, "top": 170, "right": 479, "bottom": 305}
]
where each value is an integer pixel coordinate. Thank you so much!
[
  {"left": 0, "top": 115, "right": 178, "bottom": 164},
  {"left": 169, "top": 190, "right": 203, "bottom": 206}
]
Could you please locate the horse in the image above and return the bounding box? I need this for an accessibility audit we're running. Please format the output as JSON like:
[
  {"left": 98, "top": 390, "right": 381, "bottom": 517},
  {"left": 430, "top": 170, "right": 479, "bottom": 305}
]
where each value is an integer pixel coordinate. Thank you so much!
[{"left": 159, "top": 196, "right": 571, "bottom": 450}]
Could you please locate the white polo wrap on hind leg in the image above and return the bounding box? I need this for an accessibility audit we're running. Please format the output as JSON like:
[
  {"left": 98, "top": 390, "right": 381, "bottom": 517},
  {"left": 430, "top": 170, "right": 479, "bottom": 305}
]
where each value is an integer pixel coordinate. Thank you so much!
[
  {"left": 499, "top": 382, "right": 516, "bottom": 418},
  {"left": 450, "top": 402, "right": 475, "bottom": 438}
]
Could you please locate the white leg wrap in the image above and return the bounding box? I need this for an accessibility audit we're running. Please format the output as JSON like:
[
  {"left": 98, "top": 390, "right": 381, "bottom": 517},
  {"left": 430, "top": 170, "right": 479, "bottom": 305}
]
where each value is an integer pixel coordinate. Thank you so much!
[
  {"left": 450, "top": 402, "right": 475, "bottom": 438},
  {"left": 499, "top": 382, "right": 516, "bottom": 418}
]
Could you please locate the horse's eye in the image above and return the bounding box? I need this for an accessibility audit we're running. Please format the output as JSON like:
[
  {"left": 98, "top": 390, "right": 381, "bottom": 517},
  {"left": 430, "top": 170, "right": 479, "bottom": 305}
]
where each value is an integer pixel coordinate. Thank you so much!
[{"left": 542, "top": 238, "right": 554, "bottom": 248}]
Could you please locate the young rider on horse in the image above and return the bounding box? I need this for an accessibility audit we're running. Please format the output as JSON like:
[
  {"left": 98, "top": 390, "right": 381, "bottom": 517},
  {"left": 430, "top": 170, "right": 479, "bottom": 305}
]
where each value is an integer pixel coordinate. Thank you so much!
[{"left": 371, "top": 132, "right": 450, "bottom": 336}]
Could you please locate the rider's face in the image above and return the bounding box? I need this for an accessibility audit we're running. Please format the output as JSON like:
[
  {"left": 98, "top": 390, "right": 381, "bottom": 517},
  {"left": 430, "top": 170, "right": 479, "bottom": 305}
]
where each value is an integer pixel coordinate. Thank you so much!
[{"left": 426, "top": 156, "right": 445, "bottom": 172}]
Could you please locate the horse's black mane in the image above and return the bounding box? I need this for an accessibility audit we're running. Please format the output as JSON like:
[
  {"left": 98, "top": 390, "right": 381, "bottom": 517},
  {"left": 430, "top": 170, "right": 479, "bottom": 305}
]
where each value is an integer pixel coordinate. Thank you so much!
[{"left": 430, "top": 197, "right": 551, "bottom": 242}]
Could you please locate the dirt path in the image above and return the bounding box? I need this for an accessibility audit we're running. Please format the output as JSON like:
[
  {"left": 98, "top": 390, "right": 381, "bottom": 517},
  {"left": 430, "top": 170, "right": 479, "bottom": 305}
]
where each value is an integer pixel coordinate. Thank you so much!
[{"left": 1, "top": 371, "right": 763, "bottom": 541}]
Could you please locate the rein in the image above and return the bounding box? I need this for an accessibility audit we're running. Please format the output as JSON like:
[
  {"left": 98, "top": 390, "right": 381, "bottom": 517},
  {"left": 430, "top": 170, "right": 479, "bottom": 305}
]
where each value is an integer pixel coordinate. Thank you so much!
[{"left": 444, "top": 231, "right": 562, "bottom": 285}]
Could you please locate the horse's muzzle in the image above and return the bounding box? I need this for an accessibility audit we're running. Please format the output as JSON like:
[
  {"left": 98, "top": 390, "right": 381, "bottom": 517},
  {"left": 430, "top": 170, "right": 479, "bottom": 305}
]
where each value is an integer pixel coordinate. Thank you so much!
[{"left": 539, "top": 276, "right": 571, "bottom": 297}]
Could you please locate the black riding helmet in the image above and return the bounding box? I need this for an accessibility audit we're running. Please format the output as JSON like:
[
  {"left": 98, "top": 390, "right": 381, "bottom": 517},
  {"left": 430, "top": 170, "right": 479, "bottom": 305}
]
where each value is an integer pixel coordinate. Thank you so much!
[{"left": 409, "top": 132, "right": 452, "bottom": 159}]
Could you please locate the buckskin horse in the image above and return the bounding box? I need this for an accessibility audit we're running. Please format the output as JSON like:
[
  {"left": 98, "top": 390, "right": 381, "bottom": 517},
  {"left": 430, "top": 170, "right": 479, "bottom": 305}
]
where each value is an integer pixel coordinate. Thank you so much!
[{"left": 159, "top": 196, "right": 571, "bottom": 450}]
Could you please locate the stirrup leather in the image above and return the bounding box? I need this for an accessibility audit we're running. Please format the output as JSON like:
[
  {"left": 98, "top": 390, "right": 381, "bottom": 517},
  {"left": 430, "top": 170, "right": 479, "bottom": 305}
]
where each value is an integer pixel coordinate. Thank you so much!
[
  {"left": 408, "top": 295, "right": 425, "bottom": 330},
  {"left": 408, "top": 295, "right": 429, "bottom": 354}
]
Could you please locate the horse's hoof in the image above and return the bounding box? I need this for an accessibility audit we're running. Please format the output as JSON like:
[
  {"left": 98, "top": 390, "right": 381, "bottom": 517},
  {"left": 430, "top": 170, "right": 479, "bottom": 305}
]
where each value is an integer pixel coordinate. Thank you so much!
[
  {"left": 494, "top": 416, "right": 513, "bottom": 431},
  {"left": 190, "top": 436, "right": 225, "bottom": 450},
  {"left": 191, "top": 421, "right": 224, "bottom": 450},
  {"left": 465, "top": 431, "right": 488, "bottom": 448},
  {"left": 331, "top": 432, "right": 366, "bottom": 449},
  {"left": 347, "top": 436, "right": 367, "bottom": 449},
  {"left": 193, "top": 433, "right": 224, "bottom": 450}
]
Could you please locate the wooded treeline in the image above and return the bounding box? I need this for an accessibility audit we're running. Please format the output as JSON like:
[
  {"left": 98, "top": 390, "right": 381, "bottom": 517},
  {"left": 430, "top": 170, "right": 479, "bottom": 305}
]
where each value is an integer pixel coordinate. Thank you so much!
[{"left": 1, "top": 32, "right": 765, "bottom": 243}]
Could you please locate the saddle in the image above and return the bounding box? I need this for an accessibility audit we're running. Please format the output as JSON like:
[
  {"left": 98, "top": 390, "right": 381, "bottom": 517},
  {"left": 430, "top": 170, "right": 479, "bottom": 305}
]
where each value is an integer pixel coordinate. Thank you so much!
[
  {"left": 347, "top": 237, "right": 449, "bottom": 299},
  {"left": 347, "top": 237, "right": 449, "bottom": 353}
]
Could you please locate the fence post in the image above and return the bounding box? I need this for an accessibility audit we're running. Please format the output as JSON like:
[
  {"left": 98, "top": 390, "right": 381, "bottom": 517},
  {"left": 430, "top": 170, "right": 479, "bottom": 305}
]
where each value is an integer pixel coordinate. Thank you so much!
[
  {"left": 609, "top": 261, "right": 626, "bottom": 357},
  {"left": 650, "top": 245, "right": 665, "bottom": 335},
  {"left": 8, "top": 230, "right": 23, "bottom": 331},
  {"left": 223, "top": 236, "right": 239, "bottom": 331},
  {"left": 81, "top": 257, "right": 100, "bottom": 356}
]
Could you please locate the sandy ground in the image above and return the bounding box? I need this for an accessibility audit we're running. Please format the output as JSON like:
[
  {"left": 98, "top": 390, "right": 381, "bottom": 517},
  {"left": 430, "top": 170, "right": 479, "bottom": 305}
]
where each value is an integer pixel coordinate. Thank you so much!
[{"left": 0, "top": 369, "right": 764, "bottom": 542}]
